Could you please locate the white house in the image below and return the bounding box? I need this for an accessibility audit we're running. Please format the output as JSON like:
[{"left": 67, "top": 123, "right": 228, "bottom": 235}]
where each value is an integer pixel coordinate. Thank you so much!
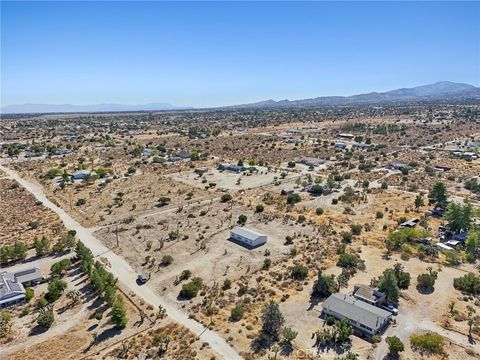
[{"left": 230, "top": 227, "right": 267, "bottom": 248}]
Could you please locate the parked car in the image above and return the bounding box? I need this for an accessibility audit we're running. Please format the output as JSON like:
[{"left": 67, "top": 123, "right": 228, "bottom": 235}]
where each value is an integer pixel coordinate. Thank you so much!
[
  {"left": 384, "top": 304, "right": 398, "bottom": 315},
  {"left": 137, "top": 273, "right": 148, "bottom": 284}
]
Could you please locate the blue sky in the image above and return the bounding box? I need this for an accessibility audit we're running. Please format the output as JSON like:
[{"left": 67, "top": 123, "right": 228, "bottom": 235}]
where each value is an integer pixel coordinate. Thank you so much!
[{"left": 1, "top": 1, "right": 479, "bottom": 107}]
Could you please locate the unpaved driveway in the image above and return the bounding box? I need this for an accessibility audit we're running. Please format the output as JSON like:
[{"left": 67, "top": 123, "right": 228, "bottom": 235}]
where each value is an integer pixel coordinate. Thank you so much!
[{"left": 0, "top": 162, "right": 242, "bottom": 360}]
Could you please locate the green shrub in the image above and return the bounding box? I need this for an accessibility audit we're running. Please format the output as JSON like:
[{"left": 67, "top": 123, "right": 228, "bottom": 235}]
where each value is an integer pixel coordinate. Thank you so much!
[
  {"left": 326, "top": 315, "right": 336, "bottom": 326},
  {"left": 179, "top": 277, "right": 203, "bottom": 299},
  {"left": 25, "top": 287, "right": 34, "bottom": 302},
  {"left": 290, "top": 265, "right": 308, "bottom": 280},
  {"left": 410, "top": 332, "right": 444, "bottom": 354},
  {"left": 453, "top": 273, "right": 480, "bottom": 295},
  {"left": 350, "top": 224, "right": 362, "bottom": 235},
  {"left": 230, "top": 305, "right": 245, "bottom": 322}
]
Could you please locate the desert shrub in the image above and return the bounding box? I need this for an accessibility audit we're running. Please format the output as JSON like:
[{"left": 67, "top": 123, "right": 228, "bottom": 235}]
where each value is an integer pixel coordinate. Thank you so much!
[
  {"left": 160, "top": 255, "right": 174, "bottom": 266},
  {"left": 337, "top": 252, "right": 358, "bottom": 269},
  {"left": 179, "top": 270, "right": 191, "bottom": 281},
  {"left": 453, "top": 273, "right": 480, "bottom": 295},
  {"left": 350, "top": 224, "right": 362, "bottom": 235},
  {"left": 326, "top": 315, "right": 336, "bottom": 326},
  {"left": 341, "top": 231, "right": 352, "bottom": 243},
  {"left": 25, "top": 287, "right": 34, "bottom": 302},
  {"left": 290, "top": 265, "right": 308, "bottom": 280},
  {"left": 287, "top": 193, "right": 301, "bottom": 204},
  {"left": 179, "top": 277, "right": 203, "bottom": 299},
  {"left": 220, "top": 194, "right": 232, "bottom": 203},
  {"left": 410, "top": 332, "right": 444, "bottom": 354},
  {"left": 230, "top": 305, "right": 245, "bottom": 322},
  {"left": 222, "top": 279, "right": 232, "bottom": 290}
]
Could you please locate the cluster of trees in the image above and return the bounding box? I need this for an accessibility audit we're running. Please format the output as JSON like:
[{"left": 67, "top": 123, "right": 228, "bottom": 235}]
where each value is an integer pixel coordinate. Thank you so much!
[
  {"left": 313, "top": 317, "right": 353, "bottom": 348},
  {"left": 0, "top": 241, "right": 28, "bottom": 265},
  {"left": 312, "top": 270, "right": 338, "bottom": 299},
  {"left": 444, "top": 201, "right": 473, "bottom": 234},
  {"left": 386, "top": 228, "right": 431, "bottom": 252},
  {"left": 371, "top": 264, "right": 411, "bottom": 304},
  {"left": 76, "top": 241, "right": 128, "bottom": 328},
  {"left": 0, "top": 231, "right": 77, "bottom": 266}
]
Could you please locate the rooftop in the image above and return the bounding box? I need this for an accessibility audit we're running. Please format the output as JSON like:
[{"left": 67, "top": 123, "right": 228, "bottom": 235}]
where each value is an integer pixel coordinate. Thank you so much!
[
  {"left": 231, "top": 227, "right": 265, "bottom": 241},
  {"left": 0, "top": 272, "right": 26, "bottom": 305},
  {"left": 14, "top": 267, "right": 43, "bottom": 284},
  {"left": 322, "top": 293, "right": 391, "bottom": 330}
]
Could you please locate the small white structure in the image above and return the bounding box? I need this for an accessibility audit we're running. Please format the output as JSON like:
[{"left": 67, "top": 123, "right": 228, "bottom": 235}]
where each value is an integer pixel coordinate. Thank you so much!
[{"left": 230, "top": 227, "right": 267, "bottom": 248}]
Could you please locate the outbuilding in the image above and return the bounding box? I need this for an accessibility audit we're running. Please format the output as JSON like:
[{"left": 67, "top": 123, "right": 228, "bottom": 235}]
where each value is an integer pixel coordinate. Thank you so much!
[{"left": 229, "top": 227, "right": 267, "bottom": 248}]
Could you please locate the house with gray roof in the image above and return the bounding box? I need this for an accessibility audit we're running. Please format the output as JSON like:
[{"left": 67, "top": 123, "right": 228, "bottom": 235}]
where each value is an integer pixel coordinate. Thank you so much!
[
  {"left": 322, "top": 293, "right": 392, "bottom": 337},
  {"left": 0, "top": 267, "right": 44, "bottom": 308},
  {"left": 229, "top": 227, "right": 267, "bottom": 248},
  {"left": 0, "top": 272, "right": 26, "bottom": 308}
]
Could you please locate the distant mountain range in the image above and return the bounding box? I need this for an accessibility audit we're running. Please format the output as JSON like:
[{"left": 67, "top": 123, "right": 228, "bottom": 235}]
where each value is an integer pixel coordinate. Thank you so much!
[
  {"left": 228, "top": 81, "right": 480, "bottom": 109},
  {"left": 1, "top": 81, "right": 479, "bottom": 114},
  {"left": 0, "top": 102, "right": 189, "bottom": 114}
]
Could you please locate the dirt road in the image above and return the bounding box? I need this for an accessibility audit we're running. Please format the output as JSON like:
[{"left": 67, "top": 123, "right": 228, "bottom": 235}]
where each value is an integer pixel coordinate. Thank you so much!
[{"left": 0, "top": 162, "right": 242, "bottom": 360}]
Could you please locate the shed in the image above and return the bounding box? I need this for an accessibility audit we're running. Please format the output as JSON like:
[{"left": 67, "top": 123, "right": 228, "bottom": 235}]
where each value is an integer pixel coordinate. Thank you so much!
[{"left": 229, "top": 227, "right": 267, "bottom": 248}]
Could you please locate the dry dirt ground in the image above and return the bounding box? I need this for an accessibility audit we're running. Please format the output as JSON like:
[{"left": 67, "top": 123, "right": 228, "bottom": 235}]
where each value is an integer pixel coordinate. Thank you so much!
[
  {"left": 2, "top": 253, "right": 214, "bottom": 360},
  {"left": 0, "top": 177, "right": 66, "bottom": 246},
  {"left": 93, "top": 199, "right": 318, "bottom": 303}
]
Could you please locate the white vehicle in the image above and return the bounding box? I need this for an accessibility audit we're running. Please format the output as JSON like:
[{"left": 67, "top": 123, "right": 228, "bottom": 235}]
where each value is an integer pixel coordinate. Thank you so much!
[{"left": 384, "top": 304, "right": 398, "bottom": 315}]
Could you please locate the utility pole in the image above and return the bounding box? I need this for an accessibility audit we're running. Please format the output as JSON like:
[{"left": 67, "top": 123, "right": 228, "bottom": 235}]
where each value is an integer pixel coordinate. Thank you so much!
[{"left": 115, "top": 223, "right": 119, "bottom": 248}]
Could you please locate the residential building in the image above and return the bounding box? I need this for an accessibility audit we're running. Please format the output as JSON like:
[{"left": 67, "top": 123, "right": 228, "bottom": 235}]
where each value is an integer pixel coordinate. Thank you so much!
[
  {"left": 322, "top": 293, "right": 392, "bottom": 337},
  {"left": 296, "top": 156, "right": 325, "bottom": 167},
  {"left": 337, "top": 133, "right": 355, "bottom": 140},
  {"left": 352, "top": 285, "right": 386, "bottom": 306},
  {"left": 72, "top": 170, "right": 91, "bottom": 180},
  {"left": 0, "top": 267, "right": 44, "bottom": 307},
  {"left": 399, "top": 218, "right": 419, "bottom": 228},
  {"left": 388, "top": 163, "right": 407, "bottom": 171},
  {"left": 194, "top": 167, "right": 209, "bottom": 175},
  {"left": 0, "top": 272, "right": 25, "bottom": 308},
  {"left": 217, "top": 163, "right": 246, "bottom": 173}
]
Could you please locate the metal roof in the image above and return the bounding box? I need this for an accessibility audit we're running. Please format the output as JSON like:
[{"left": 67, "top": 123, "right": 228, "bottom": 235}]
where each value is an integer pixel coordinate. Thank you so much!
[
  {"left": 231, "top": 227, "right": 265, "bottom": 241},
  {"left": 14, "top": 267, "right": 43, "bottom": 284},
  {"left": 322, "top": 293, "right": 391, "bottom": 330}
]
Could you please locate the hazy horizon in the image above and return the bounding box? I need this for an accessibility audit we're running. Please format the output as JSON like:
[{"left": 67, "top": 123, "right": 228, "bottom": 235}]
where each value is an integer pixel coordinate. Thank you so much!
[{"left": 2, "top": 1, "right": 479, "bottom": 108}]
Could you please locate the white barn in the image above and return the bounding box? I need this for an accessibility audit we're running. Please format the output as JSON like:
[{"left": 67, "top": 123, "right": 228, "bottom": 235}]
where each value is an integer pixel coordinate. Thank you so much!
[{"left": 230, "top": 227, "right": 267, "bottom": 248}]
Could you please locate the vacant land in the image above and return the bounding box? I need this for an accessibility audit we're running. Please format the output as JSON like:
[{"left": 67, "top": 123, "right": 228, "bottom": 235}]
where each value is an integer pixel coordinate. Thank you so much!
[{"left": 1, "top": 104, "right": 479, "bottom": 359}]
